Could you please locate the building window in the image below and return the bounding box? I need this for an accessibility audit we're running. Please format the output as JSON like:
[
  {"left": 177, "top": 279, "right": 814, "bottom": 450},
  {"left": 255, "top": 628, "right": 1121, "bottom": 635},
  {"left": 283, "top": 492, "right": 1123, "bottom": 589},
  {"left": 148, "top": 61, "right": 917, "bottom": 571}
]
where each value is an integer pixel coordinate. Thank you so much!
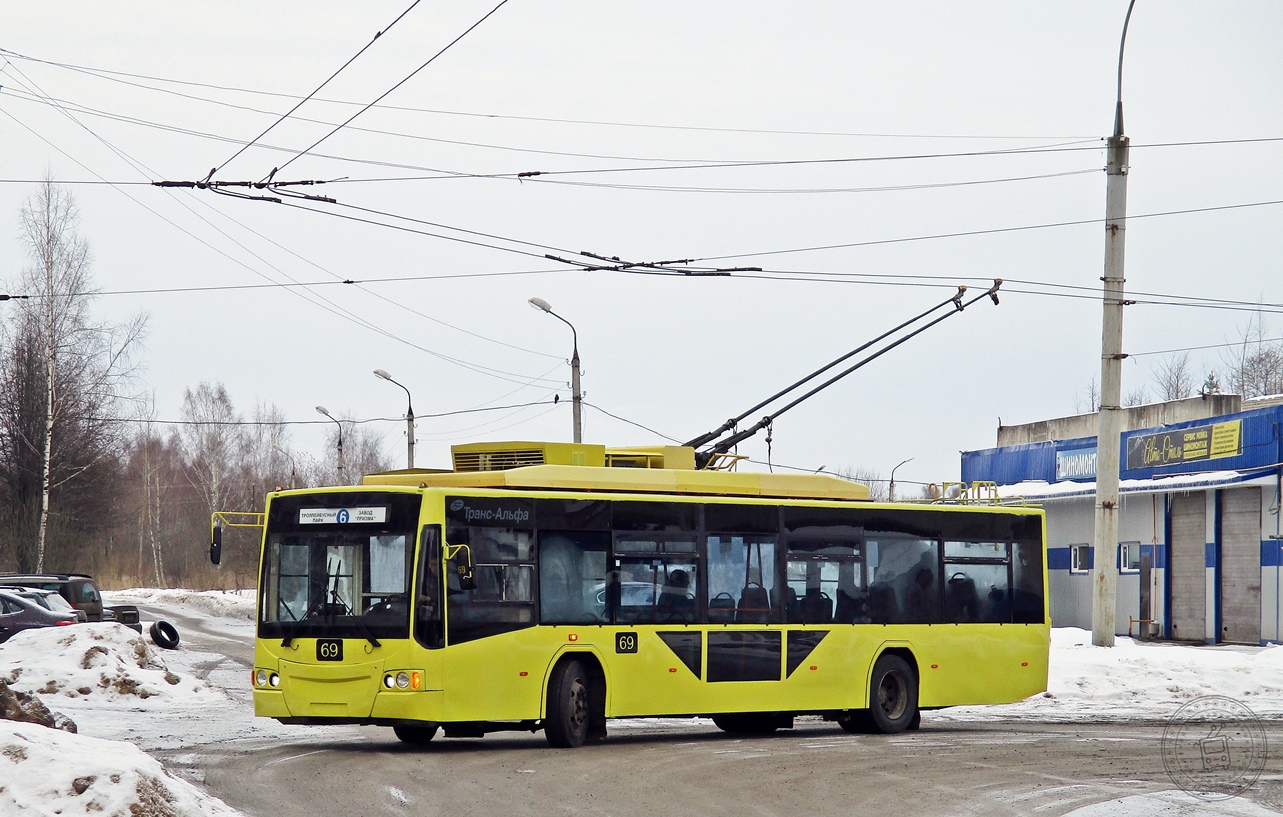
[
  {"left": 1118, "top": 542, "right": 1141, "bottom": 573},
  {"left": 1070, "top": 543, "right": 1092, "bottom": 574}
]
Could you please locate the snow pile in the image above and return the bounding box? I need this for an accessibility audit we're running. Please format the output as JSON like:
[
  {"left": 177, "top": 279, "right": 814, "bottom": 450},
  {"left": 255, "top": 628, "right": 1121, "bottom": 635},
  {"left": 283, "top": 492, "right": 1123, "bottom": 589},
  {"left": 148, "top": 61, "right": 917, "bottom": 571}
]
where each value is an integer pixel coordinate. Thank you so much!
[
  {"left": 938, "top": 627, "right": 1283, "bottom": 722},
  {"left": 106, "top": 587, "right": 256, "bottom": 621},
  {"left": 0, "top": 720, "right": 241, "bottom": 817},
  {"left": 0, "top": 623, "right": 218, "bottom": 704}
]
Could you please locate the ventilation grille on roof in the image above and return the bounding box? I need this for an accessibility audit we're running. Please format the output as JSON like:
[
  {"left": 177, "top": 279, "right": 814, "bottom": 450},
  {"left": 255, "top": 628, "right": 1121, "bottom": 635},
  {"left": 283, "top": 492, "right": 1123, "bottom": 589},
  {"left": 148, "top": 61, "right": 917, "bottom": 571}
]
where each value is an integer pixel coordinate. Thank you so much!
[{"left": 453, "top": 448, "right": 546, "bottom": 472}]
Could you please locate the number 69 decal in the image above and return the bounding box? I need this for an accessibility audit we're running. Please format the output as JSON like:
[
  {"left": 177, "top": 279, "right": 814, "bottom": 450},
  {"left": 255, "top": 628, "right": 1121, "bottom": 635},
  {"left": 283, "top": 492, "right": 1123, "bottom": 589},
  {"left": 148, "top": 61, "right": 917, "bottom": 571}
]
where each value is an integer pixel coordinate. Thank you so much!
[
  {"left": 316, "top": 639, "right": 344, "bottom": 661},
  {"left": 616, "top": 632, "right": 637, "bottom": 654}
]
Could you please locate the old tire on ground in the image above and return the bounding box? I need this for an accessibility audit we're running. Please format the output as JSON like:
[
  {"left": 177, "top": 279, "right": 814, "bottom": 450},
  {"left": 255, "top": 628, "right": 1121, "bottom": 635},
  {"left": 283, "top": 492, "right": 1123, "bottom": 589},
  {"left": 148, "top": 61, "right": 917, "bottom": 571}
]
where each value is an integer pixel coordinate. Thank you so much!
[
  {"left": 712, "top": 714, "right": 787, "bottom": 734},
  {"left": 545, "top": 659, "right": 591, "bottom": 748},
  {"left": 149, "top": 620, "right": 180, "bottom": 650},
  {"left": 865, "top": 653, "right": 917, "bottom": 734},
  {"left": 393, "top": 724, "right": 439, "bottom": 744}
]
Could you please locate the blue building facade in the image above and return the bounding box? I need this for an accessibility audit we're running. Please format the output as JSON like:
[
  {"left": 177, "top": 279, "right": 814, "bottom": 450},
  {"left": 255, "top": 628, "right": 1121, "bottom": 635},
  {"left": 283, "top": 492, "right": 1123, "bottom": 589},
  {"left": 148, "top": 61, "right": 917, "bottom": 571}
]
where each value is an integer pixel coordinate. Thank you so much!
[{"left": 961, "top": 403, "right": 1283, "bottom": 644}]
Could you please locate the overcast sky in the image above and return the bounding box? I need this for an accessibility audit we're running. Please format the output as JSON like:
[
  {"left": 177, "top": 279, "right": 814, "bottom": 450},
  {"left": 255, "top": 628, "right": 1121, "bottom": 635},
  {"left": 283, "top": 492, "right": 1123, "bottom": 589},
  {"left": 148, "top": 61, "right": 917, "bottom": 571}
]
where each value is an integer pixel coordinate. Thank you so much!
[{"left": 3, "top": 2, "right": 1282, "bottom": 489}]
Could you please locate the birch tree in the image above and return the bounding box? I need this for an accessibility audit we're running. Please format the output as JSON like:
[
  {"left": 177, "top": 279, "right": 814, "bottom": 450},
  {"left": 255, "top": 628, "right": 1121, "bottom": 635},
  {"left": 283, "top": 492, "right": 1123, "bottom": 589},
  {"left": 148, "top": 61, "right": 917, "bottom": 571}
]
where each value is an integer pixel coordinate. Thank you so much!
[{"left": 0, "top": 180, "right": 144, "bottom": 572}]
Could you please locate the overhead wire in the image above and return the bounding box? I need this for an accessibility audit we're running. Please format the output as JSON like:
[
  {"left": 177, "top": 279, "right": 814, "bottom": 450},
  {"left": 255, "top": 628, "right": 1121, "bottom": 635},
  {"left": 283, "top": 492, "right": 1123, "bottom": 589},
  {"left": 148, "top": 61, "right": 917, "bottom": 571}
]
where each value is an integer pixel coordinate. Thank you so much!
[
  {"left": 213, "top": 0, "right": 425, "bottom": 177},
  {"left": 270, "top": 0, "right": 514, "bottom": 176},
  {"left": 0, "top": 47, "right": 1097, "bottom": 141},
  {"left": 111, "top": 399, "right": 556, "bottom": 426},
  {"left": 0, "top": 61, "right": 562, "bottom": 386},
  {"left": 692, "top": 198, "right": 1283, "bottom": 263},
  {"left": 0, "top": 80, "right": 783, "bottom": 166}
]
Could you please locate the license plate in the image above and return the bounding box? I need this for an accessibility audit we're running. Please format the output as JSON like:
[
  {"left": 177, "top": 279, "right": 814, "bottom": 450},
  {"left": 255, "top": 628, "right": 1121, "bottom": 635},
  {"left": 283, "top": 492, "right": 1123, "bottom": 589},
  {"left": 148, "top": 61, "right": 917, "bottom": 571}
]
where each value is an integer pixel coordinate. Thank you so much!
[{"left": 316, "top": 639, "right": 343, "bottom": 661}]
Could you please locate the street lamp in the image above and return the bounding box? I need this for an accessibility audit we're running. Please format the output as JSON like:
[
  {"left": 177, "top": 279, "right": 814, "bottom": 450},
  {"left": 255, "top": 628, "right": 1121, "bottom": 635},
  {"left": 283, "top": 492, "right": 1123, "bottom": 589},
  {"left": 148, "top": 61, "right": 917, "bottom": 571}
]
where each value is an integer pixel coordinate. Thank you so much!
[
  {"left": 274, "top": 446, "right": 298, "bottom": 490},
  {"left": 528, "top": 297, "right": 582, "bottom": 443},
  {"left": 316, "top": 406, "right": 345, "bottom": 483},
  {"left": 889, "top": 457, "right": 914, "bottom": 502},
  {"left": 374, "top": 368, "right": 415, "bottom": 469}
]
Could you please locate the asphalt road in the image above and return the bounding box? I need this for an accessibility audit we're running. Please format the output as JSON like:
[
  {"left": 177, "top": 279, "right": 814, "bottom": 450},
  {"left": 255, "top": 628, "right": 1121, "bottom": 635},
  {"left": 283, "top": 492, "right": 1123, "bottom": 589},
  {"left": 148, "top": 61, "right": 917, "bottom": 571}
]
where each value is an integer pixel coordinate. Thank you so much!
[{"left": 135, "top": 603, "right": 1283, "bottom": 817}]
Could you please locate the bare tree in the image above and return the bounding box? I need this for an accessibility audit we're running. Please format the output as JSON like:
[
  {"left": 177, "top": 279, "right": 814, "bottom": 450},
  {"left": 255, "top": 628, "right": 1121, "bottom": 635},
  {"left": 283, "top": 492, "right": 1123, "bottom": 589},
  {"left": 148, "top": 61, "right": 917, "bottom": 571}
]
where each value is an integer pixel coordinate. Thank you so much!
[
  {"left": 1123, "top": 386, "right": 1150, "bottom": 408},
  {"left": 1153, "top": 351, "right": 1195, "bottom": 401},
  {"left": 833, "top": 466, "right": 889, "bottom": 502},
  {"left": 180, "top": 382, "right": 241, "bottom": 525},
  {"left": 1221, "top": 313, "right": 1283, "bottom": 398},
  {"left": 1075, "top": 376, "right": 1100, "bottom": 414},
  {"left": 0, "top": 180, "right": 145, "bottom": 571}
]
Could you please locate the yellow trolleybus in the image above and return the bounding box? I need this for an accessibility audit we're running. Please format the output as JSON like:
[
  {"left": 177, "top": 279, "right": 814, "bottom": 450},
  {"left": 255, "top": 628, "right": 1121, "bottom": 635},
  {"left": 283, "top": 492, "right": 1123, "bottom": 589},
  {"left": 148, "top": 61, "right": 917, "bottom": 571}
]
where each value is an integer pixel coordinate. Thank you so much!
[{"left": 244, "top": 441, "right": 1048, "bottom": 747}]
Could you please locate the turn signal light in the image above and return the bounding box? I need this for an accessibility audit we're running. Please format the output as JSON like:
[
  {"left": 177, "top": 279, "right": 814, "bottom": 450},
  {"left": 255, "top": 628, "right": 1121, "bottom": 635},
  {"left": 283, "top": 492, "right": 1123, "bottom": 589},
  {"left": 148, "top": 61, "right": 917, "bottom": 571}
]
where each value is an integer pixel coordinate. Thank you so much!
[{"left": 410, "top": 672, "right": 422, "bottom": 690}]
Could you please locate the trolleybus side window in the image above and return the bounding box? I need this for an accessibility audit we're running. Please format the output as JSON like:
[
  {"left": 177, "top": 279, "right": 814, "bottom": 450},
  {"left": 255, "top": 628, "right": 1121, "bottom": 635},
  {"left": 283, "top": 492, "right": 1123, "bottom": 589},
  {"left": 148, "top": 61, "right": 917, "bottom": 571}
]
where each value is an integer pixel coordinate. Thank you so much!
[
  {"left": 414, "top": 525, "right": 443, "bottom": 649},
  {"left": 943, "top": 541, "right": 1011, "bottom": 623},
  {"left": 613, "top": 533, "right": 698, "bottom": 624},
  {"left": 865, "top": 534, "right": 941, "bottom": 624},
  {"left": 706, "top": 534, "right": 777, "bottom": 624},
  {"left": 783, "top": 507, "right": 864, "bottom": 624},
  {"left": 538, "top": 530, "right": 610, "bottom": 624}
]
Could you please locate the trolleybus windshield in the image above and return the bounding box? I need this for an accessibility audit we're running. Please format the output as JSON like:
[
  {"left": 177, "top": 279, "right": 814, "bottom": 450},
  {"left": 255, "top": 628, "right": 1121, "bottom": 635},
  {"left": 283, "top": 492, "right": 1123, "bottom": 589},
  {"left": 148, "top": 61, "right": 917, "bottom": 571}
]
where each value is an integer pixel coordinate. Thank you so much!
[{"left": 258, "top": 492, "right": 421, "bottom": 644}]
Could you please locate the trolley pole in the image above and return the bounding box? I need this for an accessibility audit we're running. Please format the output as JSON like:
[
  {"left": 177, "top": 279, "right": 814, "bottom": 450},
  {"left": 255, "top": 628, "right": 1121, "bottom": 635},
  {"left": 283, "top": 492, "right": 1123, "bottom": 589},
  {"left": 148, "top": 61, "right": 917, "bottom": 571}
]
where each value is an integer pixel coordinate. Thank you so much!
[{"left": 1092, "top": 2, "right": 1136, "bottom": 648}]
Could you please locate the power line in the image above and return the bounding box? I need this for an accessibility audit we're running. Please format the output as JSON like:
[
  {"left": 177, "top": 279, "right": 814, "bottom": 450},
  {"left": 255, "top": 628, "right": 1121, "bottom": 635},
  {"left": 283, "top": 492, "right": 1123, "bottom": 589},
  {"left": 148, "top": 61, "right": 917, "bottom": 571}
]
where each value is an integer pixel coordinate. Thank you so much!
[
  {"left": 271, "top": 0, "right": 513, "bottom": 176},
  {"left": 582, "top": 402, "right": 682, "bottom": 443},
  {"left": 694, "top": 198, "right": 1283, "bottom": 263},
  {"left": 0, "top": 65, "right": 562, "bottom": 387},
  {"left": 1129, "top": 336, "right": 1283, "bottom": 358},
  {"left": 507, "top": 168, "right": 1101, "bottom": 195},
  {"left": 0, "top": 47, "right": 1097, "bottom": 141},
  {"left": 10, "top": 83, "right": 1283, "bottom": 192},
  {"left": 213, "top": 0, "right": 424, "bottom": 177},
  {"left": 114, "top": 399, "right": 556, "bottom": 427},
  {"left": 1, "top": 81, "right": 787, "bottom": 167}
]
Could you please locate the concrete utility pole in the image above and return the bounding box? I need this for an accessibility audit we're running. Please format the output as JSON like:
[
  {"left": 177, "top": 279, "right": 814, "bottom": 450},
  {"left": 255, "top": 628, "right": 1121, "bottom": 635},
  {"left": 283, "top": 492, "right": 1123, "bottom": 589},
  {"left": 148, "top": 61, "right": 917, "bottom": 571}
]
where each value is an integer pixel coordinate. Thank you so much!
[
  {"left": 1092, "top": 0, "right": 1136, "bottom": 648},
  {"left": 529, "top": 297, "right": 583, "bottom": 443},
  {"left": 374, "top": 369, "right": 415, "bottom": 469}
]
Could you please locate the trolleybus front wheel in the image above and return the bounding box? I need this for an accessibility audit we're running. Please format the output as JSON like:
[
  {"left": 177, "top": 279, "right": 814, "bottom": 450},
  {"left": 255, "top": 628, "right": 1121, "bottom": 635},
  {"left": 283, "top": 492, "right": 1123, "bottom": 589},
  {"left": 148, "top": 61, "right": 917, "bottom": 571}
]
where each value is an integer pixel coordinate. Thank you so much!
[
  {"left": 393, "top": 724, "right": 439, "bottom": 745},
  {"left": 545, "top": 659, "right": 592, "bottom": 748}
]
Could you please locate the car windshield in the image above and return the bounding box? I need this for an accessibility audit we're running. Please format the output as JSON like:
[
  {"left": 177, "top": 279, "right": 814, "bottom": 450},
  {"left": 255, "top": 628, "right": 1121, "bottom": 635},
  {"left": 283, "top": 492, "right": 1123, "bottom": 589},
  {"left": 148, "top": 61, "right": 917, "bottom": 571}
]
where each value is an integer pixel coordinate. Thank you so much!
[{"left": 259, "top": 493, "right": 421, "bottom": 643}]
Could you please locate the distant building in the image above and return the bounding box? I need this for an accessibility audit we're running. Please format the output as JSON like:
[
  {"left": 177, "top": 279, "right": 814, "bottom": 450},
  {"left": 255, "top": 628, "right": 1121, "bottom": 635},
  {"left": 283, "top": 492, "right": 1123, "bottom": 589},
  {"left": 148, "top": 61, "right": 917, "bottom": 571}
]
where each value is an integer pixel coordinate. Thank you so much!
[{"left": 961, "top": 394, "right": 1283, "bottom": 645}]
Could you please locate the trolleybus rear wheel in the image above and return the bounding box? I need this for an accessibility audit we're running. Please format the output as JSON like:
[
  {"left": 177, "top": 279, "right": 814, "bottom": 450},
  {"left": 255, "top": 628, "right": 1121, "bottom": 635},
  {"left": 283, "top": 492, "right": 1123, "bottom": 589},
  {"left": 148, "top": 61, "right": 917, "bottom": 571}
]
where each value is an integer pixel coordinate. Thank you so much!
[
  {"left": 866, "top": 653, "right": 917, "bottom": 734},
  {"left": 393, "top": 724, "right": 439, "bottom": 744},
  {"left": 545, "top": 659, "right": 591, "bottom": 748}
]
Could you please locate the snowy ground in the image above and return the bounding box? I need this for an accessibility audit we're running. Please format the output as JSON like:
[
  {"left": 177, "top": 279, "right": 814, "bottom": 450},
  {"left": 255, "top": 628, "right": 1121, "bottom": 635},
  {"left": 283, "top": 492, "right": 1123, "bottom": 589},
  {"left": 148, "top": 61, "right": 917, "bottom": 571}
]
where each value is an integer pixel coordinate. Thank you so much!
[
  {"left": 937, "top": 627, "right": 1283, "bottom": 722},
  {"left": 0, "top": 616, "right": 247, "bottom": 816},
  {"left": 1, "top": 591, "right": 1281, "bottom": 816}
]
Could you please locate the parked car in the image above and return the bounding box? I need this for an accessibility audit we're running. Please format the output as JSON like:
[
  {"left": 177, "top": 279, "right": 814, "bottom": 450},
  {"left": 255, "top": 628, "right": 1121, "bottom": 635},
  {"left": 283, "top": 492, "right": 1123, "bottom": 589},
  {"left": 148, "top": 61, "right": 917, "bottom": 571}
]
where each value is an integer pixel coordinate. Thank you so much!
[
  {"left": 2, "top": 586, "right": 87, "bottom": 622},
  {"left": 0, "top": 573, "right": 104, "bottom": 622},
  {"left": 0, "top": 587, "right": 79, "bottom": 642}
]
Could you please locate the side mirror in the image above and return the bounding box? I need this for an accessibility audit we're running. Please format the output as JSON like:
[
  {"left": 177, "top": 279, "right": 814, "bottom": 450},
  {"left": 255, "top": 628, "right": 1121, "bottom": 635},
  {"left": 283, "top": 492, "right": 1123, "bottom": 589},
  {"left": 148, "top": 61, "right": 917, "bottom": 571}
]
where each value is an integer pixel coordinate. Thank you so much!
[
  {"left": 210, "top": 525, "right": 223, "bottom": 566},
  {"left": 447, "top": 544, "right": 476, "bottom": 591}
]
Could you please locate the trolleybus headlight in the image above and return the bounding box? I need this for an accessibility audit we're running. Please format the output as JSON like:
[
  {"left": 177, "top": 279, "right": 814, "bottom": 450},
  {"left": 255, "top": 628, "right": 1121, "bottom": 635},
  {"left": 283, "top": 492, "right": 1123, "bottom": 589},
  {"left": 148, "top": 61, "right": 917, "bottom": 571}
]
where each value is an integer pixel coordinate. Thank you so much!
[
  {"left": 269, "top": 673, "right": 280, "bottom": 687},
  {"left": 255, "top": 669, "right": 268, "bottom": 687},
  {"left": 384, "top": 674, "right": 396, "bottom": 689},
  {"left": 396, "top": 671, "right": 411, "bottom": 689}
]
